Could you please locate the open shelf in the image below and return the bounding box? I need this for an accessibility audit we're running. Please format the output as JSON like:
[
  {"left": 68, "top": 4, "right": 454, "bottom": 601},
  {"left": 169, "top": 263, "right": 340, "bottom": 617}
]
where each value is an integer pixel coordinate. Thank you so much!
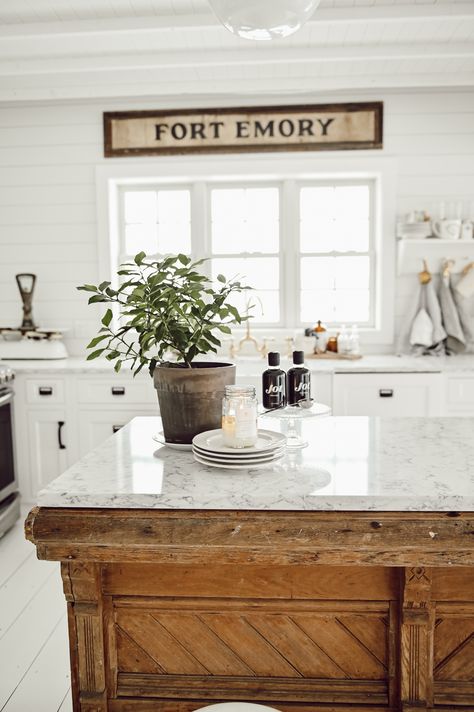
[{"left": 397, "top": 238, "right": 474, "bottom": 275}]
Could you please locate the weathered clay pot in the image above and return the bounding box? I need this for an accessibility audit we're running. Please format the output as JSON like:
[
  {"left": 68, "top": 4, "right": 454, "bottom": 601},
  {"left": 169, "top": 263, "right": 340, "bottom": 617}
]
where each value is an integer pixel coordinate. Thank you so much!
[{"left": 153, "top": 362, "right": 236, "bottom": 444}]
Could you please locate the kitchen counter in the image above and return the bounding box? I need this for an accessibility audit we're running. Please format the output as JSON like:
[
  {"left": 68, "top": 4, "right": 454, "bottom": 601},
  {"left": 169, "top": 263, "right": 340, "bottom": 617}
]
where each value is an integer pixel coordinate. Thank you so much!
[
  {"left": 26, "top": 415, "right": 474, "bottom": 711},
  {"left": 37, "top": 415, "right": 474, "bottom": 511},
  {"left": 7, "top": 352, "right": 474, "bottom": 374}
]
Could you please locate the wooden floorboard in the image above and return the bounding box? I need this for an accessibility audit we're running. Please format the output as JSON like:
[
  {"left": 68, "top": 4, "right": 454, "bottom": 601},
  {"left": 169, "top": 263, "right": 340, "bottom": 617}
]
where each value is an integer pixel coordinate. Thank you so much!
[
  {"left": 0, "top": 516, "right": 34, "bottom": 588},
  {"left": 0, "top": 514, "right": 71, "bottom": 711},
  {"left": 2, "top": 616, "right": 70, "bottom": 712}
]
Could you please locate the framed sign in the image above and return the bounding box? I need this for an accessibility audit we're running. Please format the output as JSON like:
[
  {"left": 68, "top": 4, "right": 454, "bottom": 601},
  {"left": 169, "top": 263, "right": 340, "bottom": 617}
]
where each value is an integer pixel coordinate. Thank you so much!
[{"left": 104, "top": 102, "right": 383, "bottom": 157}]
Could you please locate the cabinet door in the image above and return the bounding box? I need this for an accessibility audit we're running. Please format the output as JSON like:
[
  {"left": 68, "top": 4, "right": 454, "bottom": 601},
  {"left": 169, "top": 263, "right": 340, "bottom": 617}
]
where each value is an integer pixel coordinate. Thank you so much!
[
  {"left": 445, "top": 376, "right": 474, "bottom": 414},
  {"left": 78, "top": 409, "right": 156, "bottom": 458},
  {"left": 333, "top": 373, "right": 443, "bottom": 416},
  {"left": 26, "top": 409, "right": 69, "bottom": 496}
]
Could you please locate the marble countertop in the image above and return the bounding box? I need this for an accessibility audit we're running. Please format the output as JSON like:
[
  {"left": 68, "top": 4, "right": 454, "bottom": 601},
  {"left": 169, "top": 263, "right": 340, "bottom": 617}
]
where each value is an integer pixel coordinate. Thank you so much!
[
  {"left": 5, "top": 353, "right": 474, "bottom": 375},
  {"left": 37, "top": 415, "right": 474, "bottom": 511}
]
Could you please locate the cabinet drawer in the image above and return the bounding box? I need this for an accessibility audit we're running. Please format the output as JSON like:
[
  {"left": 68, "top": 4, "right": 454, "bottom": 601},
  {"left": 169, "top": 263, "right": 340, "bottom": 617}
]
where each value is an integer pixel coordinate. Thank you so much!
[
  {"left": 77, "top": 408, "right": 156, "bottom": 457},
  {"left": 26, "top": 378, "right": 65, "bottom": 404},
  {"left": 333, "top": 373, "right": 442, "bottom": 416},
  {"left": 77, "top": 378, "right": 156, "bottom": 406}
]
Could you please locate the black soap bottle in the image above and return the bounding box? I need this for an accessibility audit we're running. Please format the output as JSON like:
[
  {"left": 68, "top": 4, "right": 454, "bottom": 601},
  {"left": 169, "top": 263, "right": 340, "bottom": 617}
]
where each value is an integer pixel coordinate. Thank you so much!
[
  {"left": 262, "top": 352, "right": 286, "bottom": 409},
  {"left": 287, "top": 350, "right": 311, "bottom": 405}
]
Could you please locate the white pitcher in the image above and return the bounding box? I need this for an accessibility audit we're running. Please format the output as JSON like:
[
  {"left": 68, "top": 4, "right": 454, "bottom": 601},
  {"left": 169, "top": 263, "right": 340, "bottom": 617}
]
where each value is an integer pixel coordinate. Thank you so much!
[{"left": 432, "top": 219, "right": 462, "bottom": 240}]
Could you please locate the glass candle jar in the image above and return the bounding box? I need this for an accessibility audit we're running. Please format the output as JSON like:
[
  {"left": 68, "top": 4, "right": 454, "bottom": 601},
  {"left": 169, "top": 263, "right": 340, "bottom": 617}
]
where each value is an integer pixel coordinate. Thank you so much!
[{"left": 222, "top": 385, "right": 258, "bottom": 448}]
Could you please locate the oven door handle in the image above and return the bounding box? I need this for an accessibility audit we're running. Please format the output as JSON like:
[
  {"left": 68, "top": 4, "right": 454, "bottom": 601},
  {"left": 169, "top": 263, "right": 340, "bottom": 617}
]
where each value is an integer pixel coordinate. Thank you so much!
[{"left": 0, "top": 391, "right": 13, "bottom": 407}]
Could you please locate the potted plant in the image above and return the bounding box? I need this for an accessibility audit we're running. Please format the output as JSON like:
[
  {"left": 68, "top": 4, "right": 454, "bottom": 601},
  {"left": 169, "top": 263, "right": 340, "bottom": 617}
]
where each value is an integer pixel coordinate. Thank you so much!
[{"left": 78, "top": 252, "right": 250, "bottom": 444}]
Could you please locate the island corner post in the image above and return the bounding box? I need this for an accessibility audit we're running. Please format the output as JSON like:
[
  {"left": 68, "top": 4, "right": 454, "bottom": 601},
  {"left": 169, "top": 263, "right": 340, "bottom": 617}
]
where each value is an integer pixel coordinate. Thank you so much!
[{"left": 25, "top": 507, "right": 474, "bottom": 712}]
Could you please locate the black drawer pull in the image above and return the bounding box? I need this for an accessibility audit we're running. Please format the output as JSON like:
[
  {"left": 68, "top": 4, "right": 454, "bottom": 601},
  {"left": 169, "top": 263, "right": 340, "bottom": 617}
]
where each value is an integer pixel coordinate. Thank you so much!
[
  {"left": 39, "top": 386, "right": 53, "bottom": 396},
  {"left": 57, "top": 421, "right": 66, "bottom": 449},
  {"left": 111, "top": 386, "right": 125, "bottom": 396},
  {"left": 112, "top": 425, "right": 123, "bottom": 433},
  {"left": 379, "top": 389, "right": 394, "bottom": 398}
]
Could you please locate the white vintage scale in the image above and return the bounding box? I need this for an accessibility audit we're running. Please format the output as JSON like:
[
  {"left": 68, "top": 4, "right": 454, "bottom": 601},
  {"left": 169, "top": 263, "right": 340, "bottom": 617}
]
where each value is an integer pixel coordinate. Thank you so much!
[{"left": 0, "top": 274, "right": 68, "bottom": 359}]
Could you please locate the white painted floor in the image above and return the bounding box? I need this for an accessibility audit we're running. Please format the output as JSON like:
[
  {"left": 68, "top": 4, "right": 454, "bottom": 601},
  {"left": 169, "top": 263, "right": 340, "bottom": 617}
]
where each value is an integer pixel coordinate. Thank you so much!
[{"left": 0, "top": 512, "right": 72, "bottom": 712}]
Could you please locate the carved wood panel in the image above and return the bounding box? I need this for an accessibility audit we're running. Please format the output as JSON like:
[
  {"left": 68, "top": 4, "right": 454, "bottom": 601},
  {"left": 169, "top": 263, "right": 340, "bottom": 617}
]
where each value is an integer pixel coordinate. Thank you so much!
[
  {"left": 433, "top": 612, "right": 474, "bottom": 706},
  {"left": 113, "top": 602, "right": 391, "bottom": 705}
]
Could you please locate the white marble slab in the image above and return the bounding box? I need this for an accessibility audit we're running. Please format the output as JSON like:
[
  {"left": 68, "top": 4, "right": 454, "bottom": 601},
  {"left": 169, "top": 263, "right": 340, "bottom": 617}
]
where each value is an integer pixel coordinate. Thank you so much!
[{"left": 37, "top": 416, "right": 474, "bottom": 511}]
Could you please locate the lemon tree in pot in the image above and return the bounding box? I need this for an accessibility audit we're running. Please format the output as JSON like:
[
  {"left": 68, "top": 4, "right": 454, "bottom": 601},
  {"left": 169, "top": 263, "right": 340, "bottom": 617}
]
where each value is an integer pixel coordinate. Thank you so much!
[{"left": 78, "top": 252, "right": 250, "bottom": 444}]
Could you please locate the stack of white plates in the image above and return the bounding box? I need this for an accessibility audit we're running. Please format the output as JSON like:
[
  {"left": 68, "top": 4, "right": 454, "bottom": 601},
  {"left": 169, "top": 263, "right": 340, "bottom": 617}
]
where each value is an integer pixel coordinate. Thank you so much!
[{"left": 192, "top": 429, "right": 286, "bottom": 469}]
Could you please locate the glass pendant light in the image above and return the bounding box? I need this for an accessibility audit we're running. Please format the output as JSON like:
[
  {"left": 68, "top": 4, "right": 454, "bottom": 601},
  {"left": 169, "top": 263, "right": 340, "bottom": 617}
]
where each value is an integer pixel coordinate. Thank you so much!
[{"left": 208, "top": 0, "right": 321, "bottom": 41}]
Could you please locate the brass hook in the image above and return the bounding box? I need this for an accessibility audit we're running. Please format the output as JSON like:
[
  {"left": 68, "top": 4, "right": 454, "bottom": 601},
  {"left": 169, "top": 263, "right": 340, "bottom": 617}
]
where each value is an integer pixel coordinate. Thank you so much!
[
  {"left": 419, "top": 259, "right": 431, "bottom": 284},
  {"left": 442, "top": 259, "right": 455, "bottom": 278}
]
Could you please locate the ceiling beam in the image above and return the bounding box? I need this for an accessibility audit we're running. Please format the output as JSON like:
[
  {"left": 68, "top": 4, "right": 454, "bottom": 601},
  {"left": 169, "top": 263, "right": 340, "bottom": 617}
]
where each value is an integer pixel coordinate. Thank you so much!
[
  {"left": 0, "top": 2, "right": 473, "bottom": 39},
  {"left": 2, "top": 72, "right": 474, "bottom": 104},
  {"left": 1, "top": 43, "right": 473, "bottom": 76}
]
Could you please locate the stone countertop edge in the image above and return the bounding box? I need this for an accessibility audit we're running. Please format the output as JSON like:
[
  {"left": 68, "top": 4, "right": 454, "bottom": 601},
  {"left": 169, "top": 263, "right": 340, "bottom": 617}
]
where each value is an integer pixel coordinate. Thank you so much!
[
  {"left": 6, "top": 354, "right": 474, "bottom": 375},
  {"left": 36, "top": 415, "right": 474, "bottom": 512}
]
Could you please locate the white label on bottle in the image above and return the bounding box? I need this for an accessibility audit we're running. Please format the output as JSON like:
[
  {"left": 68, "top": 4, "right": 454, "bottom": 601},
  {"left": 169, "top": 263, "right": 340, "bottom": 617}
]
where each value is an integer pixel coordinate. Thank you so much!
[
  {"left": 265, "top": 384, "right": 283, "bottom": 394},
  {"left": 295, "top": 381, "right": 310, "bottom": 393}
]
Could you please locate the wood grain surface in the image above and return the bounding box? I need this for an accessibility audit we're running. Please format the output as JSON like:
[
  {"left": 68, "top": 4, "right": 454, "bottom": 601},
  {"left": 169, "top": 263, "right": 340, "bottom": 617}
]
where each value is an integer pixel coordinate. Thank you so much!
[{"left": 26, "top": 507, "right": 474, "bottom": 711}]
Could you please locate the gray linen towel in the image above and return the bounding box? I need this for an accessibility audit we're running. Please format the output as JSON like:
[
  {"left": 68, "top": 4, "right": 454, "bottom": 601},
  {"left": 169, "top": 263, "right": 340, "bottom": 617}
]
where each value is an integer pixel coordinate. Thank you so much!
[
  {"left": 439, "top": 274, "right": 466, "bottom": 353},
  {"left": 425, "top": 279, "right": 447, "bottom": 344},
  {"left": 396, "top": 280, "right": 446, "bottom": 355}
]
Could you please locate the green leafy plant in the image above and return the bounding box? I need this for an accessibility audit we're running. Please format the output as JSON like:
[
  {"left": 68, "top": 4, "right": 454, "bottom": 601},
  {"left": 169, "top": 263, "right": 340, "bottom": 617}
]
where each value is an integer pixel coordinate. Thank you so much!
[{"left": 77, "top": 252, "right": 251, "bottom": 375}]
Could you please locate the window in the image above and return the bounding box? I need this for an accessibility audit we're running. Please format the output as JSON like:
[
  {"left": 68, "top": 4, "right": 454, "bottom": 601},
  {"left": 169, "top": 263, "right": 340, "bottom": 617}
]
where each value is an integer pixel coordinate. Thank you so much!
[
  {"left": 299, "top": 182, "right": 373, "bottom": 325},
  {"left": 117, "top": 177, "right": 376, "bottom": 329}
]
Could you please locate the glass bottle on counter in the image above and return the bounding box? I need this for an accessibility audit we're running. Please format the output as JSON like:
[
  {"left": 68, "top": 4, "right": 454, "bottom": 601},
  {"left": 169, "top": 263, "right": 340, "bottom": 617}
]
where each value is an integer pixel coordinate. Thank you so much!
[
  {"left": 262, "top": 352, "right": 286, "bottom": 410},
  {"left": 222, "top": 385, "right": 258, "bottom": 448},
  {"left": 287, "top": 350, "right": 311, "bottom": 405}
]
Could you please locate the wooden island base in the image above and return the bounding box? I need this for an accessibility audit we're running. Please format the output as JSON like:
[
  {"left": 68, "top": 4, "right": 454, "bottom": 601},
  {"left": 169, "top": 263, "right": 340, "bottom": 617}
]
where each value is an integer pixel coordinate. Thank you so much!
[{"left": 26, "top": 508, "right": 474, "bottom": 712}]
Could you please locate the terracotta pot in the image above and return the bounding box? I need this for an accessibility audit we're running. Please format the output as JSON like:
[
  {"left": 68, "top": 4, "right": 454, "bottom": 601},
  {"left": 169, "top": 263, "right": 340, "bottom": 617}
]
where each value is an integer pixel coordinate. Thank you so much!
[{"left": 153, "top": 361, "right": 236, "bottom": 444}]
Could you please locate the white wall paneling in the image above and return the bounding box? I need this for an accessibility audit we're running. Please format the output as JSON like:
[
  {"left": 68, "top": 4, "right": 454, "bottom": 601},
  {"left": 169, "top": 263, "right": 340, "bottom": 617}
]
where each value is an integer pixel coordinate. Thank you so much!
[{"left": 1, "top": 90, "right": 472, "bottom": 353}]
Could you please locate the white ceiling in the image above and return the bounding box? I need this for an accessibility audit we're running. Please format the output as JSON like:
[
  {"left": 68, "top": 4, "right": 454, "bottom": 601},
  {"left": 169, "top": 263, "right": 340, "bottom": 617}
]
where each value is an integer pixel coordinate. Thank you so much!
[{"left": 0, "top": 0, "right": 473, "bottom": 102}]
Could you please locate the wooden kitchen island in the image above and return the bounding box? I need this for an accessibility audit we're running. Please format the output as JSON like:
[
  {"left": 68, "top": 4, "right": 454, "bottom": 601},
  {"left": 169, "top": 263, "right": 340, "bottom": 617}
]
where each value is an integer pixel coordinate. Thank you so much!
[{"left": 26, "top": 416, "right": 474, "bottom": 712}]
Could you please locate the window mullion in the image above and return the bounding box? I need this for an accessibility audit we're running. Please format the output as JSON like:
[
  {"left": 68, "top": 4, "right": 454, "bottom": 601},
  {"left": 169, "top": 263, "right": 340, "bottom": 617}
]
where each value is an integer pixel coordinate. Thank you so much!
[
  {"left": 191, "top": 181, "right": 211, "bottom": 278},
  {"left": 281, "top": 179, "right": 299, "bottom": 329}
]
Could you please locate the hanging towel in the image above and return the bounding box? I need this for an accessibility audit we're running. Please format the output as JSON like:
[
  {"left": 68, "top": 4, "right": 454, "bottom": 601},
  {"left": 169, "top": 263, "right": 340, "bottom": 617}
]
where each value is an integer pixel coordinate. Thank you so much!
[
  {"left": 410, "top": 307, "right": 434, "bottom": 348},
  {"left": 455, "top": 267, "right": 474, "bottom": 299},
  {"left": 397, "top": 279, "right": 446, "bottom": 355},
  {"left": 424, "top": 279, "right": 447, "bottom": 344},
  {"left": 439, "top": 273, "right": 466, "bottom": 353},
  {"left": 452, "top": 288, "right": 474, "bottom": 344},
  {"left": 452, "top": 268, "right": 474, "bottom": 348}
]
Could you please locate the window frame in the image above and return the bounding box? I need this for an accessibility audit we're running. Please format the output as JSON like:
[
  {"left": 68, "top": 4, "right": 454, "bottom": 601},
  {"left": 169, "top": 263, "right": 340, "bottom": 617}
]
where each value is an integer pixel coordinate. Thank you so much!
[
  {"left": 296, "top": 177, "right": 377, "bottom": 328},
  {"left": 96, "top": 153, "right": 396, "bottom": 346}
]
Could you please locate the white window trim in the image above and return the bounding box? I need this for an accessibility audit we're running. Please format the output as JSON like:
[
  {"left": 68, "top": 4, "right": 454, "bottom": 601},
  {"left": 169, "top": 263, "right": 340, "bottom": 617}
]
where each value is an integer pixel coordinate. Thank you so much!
[{"left": 96, "top": 152, "right": 397, "bottom": 346}]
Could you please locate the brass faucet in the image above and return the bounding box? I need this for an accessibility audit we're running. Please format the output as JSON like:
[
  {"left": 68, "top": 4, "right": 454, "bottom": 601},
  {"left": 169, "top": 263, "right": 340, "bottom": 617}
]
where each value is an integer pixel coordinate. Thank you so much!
[{"left": 229, "top": 320, "right": 272, "bottom": 359}]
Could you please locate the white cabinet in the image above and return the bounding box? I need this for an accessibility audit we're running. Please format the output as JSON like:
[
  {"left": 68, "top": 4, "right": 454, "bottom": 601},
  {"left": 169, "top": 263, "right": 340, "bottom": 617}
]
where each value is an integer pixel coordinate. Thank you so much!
[
  {"left": 445, "top": 375, "right": 474, "bottom": 414},
  {"left": 77, "top": 408, "right": 156, "bottom": 458},
  {"left": 26, "top": 408, "right": 72, "bottom": 492},
  {"left": 13, "top": 370, "right": 159, "bottom": 502},
  {"left": 332, "top": 372, "right": 443, "bottom": 416},
  {"left": 76, "top": 378, "right": 157, "bottom": 406}
]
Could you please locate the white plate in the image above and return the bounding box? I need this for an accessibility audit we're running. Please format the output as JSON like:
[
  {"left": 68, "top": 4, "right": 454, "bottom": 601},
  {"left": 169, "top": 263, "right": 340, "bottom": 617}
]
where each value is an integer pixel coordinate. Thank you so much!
[
  {"left": 192, "top": 443, "right": 286, "bottom": 460},
  {"left": 193, "top": 428, "right": 286, "bottom": 455},
  {"left": 193, "top": 452, "right": 285, "bottom": 470},
  {"left": 152, "top": 432, "right": 192, "bottom": 451},
  {"left": 192, "top": 448, "right": 285, "bottom": 465}
]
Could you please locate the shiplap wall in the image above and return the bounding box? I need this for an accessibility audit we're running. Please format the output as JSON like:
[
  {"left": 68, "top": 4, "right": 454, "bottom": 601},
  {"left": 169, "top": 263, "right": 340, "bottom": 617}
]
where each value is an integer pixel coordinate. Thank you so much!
[{"left": 0, "top": 90, "right": 473, "bottom": 355}]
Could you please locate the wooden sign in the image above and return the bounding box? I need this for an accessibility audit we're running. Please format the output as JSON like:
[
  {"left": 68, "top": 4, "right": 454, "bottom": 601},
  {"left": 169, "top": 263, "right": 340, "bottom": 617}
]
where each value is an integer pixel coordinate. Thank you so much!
[{"left": 104, "top": 102, "right": 383, "bottom": 157}]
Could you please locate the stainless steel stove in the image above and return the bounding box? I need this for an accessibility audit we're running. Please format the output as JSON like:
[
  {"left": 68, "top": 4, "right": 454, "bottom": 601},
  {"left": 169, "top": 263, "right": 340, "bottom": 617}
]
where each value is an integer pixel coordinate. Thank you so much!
[{"left": 0, "top": 364, "right": 20, "bottom": 538}]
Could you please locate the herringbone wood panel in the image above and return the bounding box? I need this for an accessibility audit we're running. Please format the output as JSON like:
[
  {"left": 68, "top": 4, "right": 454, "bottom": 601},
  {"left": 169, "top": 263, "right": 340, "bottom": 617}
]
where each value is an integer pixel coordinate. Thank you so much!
[
  {"left": 116, "top": 609, "right": 388, "bottom": 681},
  {"left": 434, "top": 618, "right": 474, "bottom": 682}
]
